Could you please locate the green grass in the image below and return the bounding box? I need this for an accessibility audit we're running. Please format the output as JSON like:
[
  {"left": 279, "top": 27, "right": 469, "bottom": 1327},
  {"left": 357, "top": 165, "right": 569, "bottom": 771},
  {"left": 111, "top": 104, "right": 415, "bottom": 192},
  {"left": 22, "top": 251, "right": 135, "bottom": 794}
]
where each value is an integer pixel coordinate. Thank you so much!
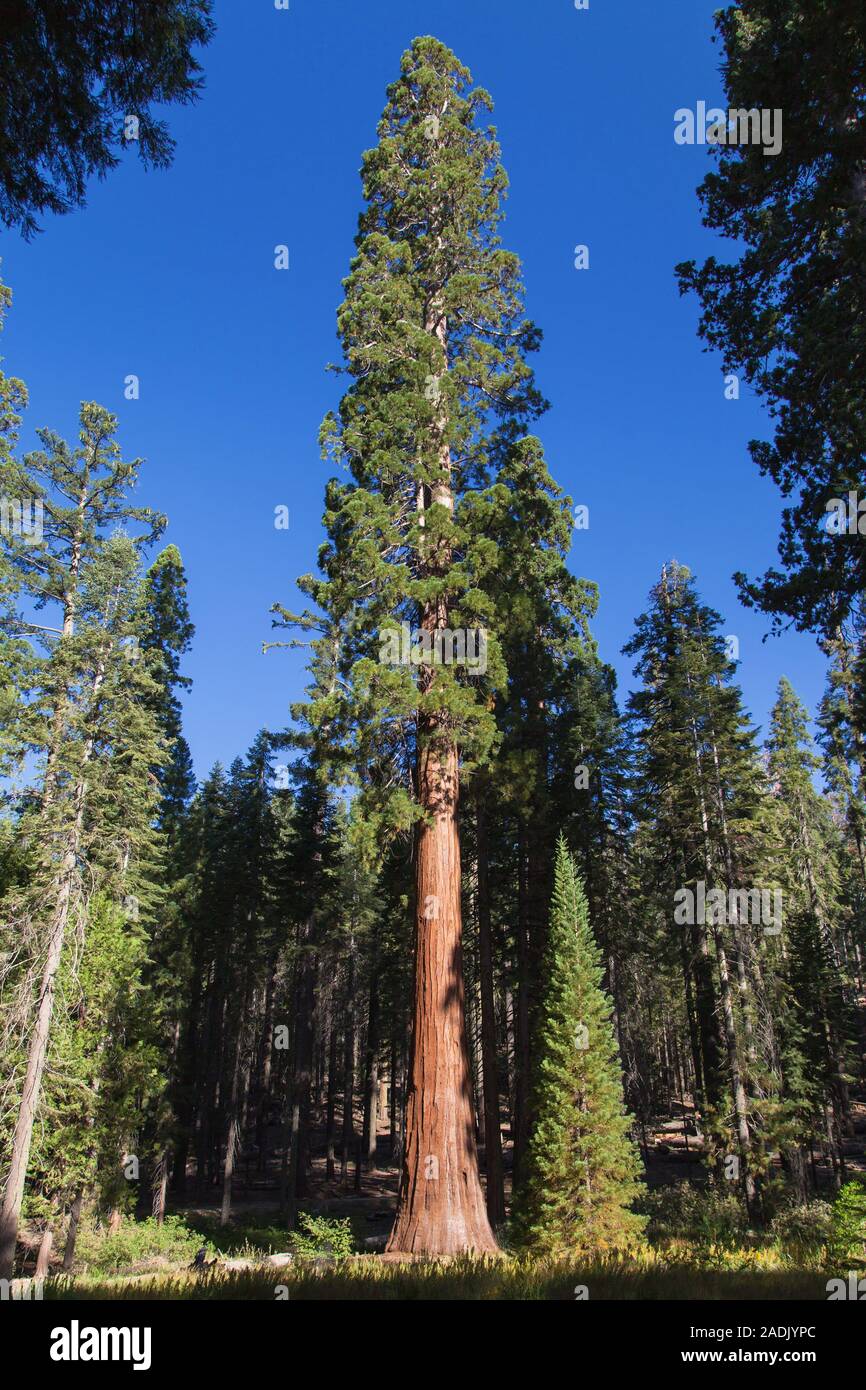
[
  {"left": 31, "top": 1184, "right": 861, "bottom": 1299},
  {"left": 42, "top": 1253, "right": 832, "bottom": 1301}
]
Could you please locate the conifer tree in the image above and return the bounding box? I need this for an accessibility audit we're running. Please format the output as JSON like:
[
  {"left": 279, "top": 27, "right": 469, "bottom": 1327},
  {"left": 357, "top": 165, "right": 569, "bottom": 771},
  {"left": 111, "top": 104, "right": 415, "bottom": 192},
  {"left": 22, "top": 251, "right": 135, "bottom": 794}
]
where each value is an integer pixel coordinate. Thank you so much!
[
  {"left": 0, "top": 278, "right": 31, "bottom": 774},
  {"left": 0, "top": 1, "right": 215, "bottom": 237},
  {"left": 141, "top": 544, "right": 196, "bottom": 834},
  {"left": 677, "top": 1, "right": 866, "bottom": 642},
  {"left": 625, "top": 563, "right": 768, "bottom": 1210},
  {"left": 514, "top": 837, "right": 645, "bottom": 1255},
  {"left": 465, "top": 437, "right": 597, "bottom": 1185},
  {"left": 0, "top": 405, "right": 164, "bottom": 1277},
  {"left": 818, "top": 633, "right": 866, "bottom": 922},
  {"left": 280, "top": 36, "right": 558, "bottom": 1253},
  {"left": 766, "top": 677, "right": 856, "bottom": 1190}
]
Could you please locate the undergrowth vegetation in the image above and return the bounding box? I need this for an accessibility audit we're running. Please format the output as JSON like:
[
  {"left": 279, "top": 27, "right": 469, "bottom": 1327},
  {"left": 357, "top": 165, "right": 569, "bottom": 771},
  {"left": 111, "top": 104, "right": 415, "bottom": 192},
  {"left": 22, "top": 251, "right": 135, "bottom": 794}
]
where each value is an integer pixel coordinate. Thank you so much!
[{"left": 28, "top": 1179, "right": 866, "bottom": 1299}]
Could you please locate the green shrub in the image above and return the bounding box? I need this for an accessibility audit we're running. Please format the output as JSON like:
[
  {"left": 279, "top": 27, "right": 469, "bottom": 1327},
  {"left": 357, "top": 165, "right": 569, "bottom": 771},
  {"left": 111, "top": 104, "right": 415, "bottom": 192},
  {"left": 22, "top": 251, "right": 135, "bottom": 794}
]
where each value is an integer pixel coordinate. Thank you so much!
[
  {"left": 290, "top": 1213, "right": 354, "bottom": 1261},
  {"left": 827, "top": 1179, "right": 866, "bottom": 1270},
  {"left": 75, "top": 1215, "right": 203, "bottom": 1275},
  {"left": 640, "top": 1184, "right": 747, "bottom": 1248},
  {"left": 191, "top": 1214, "right": 288, "bottom": 1256},
  {"left": 769, "top": 1201, "right": 832, "bottom": 1267}
]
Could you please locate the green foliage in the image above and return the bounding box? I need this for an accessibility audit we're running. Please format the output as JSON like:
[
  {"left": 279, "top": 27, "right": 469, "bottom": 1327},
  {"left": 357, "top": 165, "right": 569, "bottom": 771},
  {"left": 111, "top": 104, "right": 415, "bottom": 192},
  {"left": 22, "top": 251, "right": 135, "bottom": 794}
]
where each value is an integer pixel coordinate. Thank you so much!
[
  {"left": 290, "top": 1213, "right": 355, "bottom": 1261},
  {"left": 624, "top": 562, "right": 773, "bottom": 1191},
  {"left": 764, "top": 677, "right": 856, "bottom": 1170},
  {"left": 74, "top": 1215, "right": 203, "bottom": 1275},
  {"left": 769, "top": 1202, "right": 833, "bottom": 1268},
  {"left": 640, "top": 1185, "right": 749, "bottom": 1259},
  {"left": 513, "top": 837, "right": 646, "bottom": 1255},
  {"left": 828, "top": 1179, "right": 866, "bottom": 1270},
  {"left": 677, "top": 0, "right": 866, "bottom": 641},
  {"left": 0, "top": 1, "right": 215, "bottom": 237},
  {"left": 274, "top": 36, "right": 562, "bottom": 826}
]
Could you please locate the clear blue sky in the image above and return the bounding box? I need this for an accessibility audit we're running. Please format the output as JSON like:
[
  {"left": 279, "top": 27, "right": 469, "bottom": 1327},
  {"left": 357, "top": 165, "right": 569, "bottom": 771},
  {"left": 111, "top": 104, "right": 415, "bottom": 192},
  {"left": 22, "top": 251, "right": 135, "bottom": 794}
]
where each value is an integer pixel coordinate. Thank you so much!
[{"left": 1, "top": 0, "right": 824, "bottom": 778}]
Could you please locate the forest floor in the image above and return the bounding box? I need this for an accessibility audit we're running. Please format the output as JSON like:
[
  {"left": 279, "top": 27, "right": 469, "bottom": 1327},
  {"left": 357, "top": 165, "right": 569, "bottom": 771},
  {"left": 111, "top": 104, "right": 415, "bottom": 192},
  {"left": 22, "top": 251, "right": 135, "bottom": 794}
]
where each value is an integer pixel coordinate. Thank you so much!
[
  {"left": 171, "top": 1092, "right": 866, "bottom": 1247},
  {"left": 18, "top": 1096, "right": 865, "bottom": 1300}
]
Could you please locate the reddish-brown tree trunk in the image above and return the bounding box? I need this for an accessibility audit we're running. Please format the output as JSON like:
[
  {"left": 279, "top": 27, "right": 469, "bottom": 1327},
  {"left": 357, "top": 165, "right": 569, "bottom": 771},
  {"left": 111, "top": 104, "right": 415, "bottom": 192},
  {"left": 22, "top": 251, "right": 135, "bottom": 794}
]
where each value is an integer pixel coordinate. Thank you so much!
[{"left": 386, "top": 740, "right": 498, "bottom": 1254}]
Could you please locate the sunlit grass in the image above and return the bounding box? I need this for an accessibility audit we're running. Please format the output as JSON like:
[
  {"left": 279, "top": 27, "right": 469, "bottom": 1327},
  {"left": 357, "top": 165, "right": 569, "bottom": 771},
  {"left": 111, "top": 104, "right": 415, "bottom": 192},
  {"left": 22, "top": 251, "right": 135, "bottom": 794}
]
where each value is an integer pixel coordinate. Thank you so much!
[{"left": 42, "top": 1248, "right": 832, "bottom": 1301}]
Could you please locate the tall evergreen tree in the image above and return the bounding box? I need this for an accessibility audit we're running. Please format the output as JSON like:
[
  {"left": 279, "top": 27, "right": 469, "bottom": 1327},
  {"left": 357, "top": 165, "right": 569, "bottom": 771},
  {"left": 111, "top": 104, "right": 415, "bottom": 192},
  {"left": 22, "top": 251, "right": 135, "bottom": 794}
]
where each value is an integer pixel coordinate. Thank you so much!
[
  {"left": 0, "top": 404, "right": 164, "bottom": 1277},
  {"left": 514, "top": 837, "right": 645, "bottom": 1256},
  {"left": 141, "top": 544, "right": 195, "bottom": 833},
  {"left": 676, "top": 0, "right": 866, "bottom": 641},
  {"left": 766, "top": 677, "right": 856, "bottom": 1190},
  {"left": 280, "top": 36, "right": 561, "bottom": 1254},
  {"left": 625, "top": 563, "right": 769, "bottom": 1211},
  {"left": 466, "top": 437, "right": 597, "bottom": 1186}
]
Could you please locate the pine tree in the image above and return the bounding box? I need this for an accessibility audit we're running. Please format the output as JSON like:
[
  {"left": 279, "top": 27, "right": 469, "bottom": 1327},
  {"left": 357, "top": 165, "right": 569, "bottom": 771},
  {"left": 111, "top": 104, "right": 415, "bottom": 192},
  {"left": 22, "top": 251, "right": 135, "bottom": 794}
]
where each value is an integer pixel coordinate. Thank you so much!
[
  {"left": 624, "top": 563, "right": 769, "bottom": 1211},
  {"left": 818, "top": 632, "right": 866, "bottom": 925},
  {"left": 135, "top": 544, "right": 196, "bottom": 1220},
  {"left": 514, "top": 837, "right": 645, "bottom": 1256},
  {"left": 141, "top": 544, "right": 196, "bottom": 835},
  {"left": 0, "top": 404, "right": 164, "bottom": 1278},
  {"left": 766, "top": 677, "right": 856, "bottom": 1191}
]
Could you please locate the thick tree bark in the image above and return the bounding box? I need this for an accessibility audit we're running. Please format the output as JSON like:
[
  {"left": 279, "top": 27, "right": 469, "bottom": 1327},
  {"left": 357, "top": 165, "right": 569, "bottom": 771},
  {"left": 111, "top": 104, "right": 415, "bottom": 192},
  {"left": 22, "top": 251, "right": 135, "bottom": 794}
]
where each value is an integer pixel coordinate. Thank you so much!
[
  {"left": 386, "top": 740, "right": 498, "bottom": 1254},
  {"left": 386, "top": 237, "right": 497, "bottom": 1255}
]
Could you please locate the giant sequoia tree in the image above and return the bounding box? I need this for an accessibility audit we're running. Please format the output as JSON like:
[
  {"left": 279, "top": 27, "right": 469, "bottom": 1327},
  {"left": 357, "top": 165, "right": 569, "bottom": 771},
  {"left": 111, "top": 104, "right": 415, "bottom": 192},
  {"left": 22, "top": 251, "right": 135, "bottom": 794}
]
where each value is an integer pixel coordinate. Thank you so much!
[{"left": 285, "top": 36, "right": 561, "bottom": 1254}]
